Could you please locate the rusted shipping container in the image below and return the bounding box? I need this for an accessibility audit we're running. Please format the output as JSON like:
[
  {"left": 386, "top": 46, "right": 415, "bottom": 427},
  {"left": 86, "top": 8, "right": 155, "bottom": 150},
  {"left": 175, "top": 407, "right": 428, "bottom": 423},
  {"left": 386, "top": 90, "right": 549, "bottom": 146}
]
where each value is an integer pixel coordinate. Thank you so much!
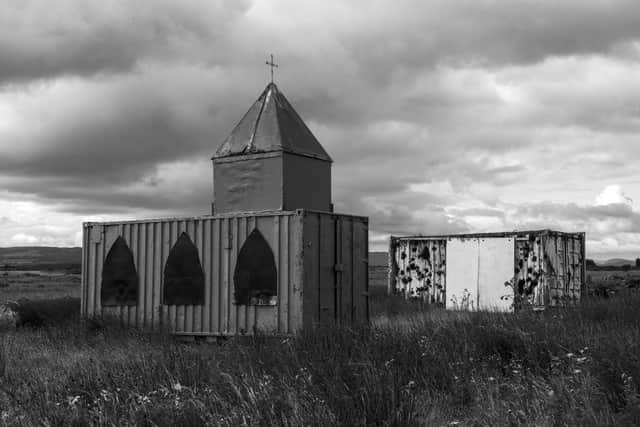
[
  {"left": 82, "top": 210, "right": 369, "bottom": 336},
  {"left": 389, "top": 230, "right": 586, "bottom": 311}
]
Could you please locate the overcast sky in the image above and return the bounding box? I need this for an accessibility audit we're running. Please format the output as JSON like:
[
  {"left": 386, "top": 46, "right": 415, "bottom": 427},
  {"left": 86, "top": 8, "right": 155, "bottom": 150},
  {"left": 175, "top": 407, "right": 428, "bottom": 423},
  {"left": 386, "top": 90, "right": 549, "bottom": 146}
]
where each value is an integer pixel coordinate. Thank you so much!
[{"left": 1, "top": 0, "right": 640, "bottom": 259}]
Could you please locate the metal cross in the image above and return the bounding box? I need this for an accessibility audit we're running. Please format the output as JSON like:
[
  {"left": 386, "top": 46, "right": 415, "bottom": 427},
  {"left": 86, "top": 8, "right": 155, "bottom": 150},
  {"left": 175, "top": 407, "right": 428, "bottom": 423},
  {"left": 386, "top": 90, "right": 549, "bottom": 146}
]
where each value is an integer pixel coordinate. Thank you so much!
[{"left": 265, "top": 54, "right": 278, "bottom": 84}]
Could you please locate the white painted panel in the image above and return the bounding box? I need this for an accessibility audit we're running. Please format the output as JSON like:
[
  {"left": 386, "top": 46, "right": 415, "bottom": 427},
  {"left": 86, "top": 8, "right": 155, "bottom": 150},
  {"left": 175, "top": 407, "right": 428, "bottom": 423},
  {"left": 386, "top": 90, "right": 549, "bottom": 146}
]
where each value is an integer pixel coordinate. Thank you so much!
[
  {"left": 478, "top": 237, "right": 514, "bottom": 312},
  {"left": 445, "top": 238, "right": 478, "bottom": 311}
]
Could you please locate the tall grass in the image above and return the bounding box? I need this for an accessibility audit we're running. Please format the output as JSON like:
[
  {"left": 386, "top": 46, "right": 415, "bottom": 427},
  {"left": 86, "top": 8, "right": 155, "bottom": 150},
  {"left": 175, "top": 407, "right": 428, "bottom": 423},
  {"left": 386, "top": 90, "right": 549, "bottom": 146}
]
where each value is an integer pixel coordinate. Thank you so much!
[{"left": 1, "top": 294, "right": 639, "bottom": 425}]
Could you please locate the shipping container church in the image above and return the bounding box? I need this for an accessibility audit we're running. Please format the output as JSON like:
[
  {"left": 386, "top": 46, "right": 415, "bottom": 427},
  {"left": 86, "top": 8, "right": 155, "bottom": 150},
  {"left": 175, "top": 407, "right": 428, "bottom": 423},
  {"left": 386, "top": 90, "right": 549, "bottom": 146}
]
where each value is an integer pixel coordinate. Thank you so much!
[{"left": 82, "top": 74, "right": 369, "bottom": 337}]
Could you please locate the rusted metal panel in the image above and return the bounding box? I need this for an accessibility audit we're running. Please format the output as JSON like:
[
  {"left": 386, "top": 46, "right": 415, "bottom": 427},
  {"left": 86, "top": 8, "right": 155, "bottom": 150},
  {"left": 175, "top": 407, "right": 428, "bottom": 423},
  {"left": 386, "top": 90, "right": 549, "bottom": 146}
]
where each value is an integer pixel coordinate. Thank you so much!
[
  {"left": 477, "top": 237, "right": 514, "bottom": 312},
  {"left": 82, "top": 210, "right": 368, "bottom": 336},
  {"left": 390, "top": 230, "right": 585, "bottom": 311},
  {"left": 515, "top": 234, "right": 544, "bottom": 308},
  {"left": 391, "top": 237, "right": 446, "bottom": 304}
]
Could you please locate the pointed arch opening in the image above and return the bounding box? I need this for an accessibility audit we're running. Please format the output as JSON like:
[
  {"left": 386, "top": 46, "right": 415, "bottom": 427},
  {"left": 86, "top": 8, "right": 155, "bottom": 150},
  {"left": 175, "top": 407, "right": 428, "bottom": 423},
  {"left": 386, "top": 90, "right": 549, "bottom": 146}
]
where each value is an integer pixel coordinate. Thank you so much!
[
  {"left": 163, "top": 232, "right": 205, "bottom": 306},
  {"left": 101, "top": 236, "right": 138, "bottom": 306},
  {"left": 234, "top": 228, "right": 278, "bottom": 305}
]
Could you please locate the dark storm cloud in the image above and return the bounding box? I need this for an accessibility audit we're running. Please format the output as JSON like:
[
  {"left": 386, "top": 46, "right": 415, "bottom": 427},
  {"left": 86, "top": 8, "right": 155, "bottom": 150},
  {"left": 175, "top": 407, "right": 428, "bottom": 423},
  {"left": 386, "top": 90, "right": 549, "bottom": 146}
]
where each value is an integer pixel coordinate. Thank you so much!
[
  {"left": 0, "top": 0, "right": 250, "bottom": 84},
  {"left": 343, "top": 0, "right": 640, "bottom": 82},
  {"left": 2, "top": 0, "right": 640, "bottom": 251},
  {"left": 0, "top": 65, "right": 264, "bottom": 189},
  {"left": 3, "top": 0, "right": 639, "bottom": 88},
  {"left": 0, "top": 166, "right": 212, "bottom": 216}
]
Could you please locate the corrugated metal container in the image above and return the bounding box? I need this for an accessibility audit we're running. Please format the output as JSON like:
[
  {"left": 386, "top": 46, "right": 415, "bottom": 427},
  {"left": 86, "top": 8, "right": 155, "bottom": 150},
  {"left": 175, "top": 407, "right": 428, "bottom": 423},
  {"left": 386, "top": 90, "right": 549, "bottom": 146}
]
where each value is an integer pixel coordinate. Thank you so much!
[
  {"left": 82, "top": 210, "right": 368, "bottom": 336},
  {"left": 389, "top": 230, "right": 585, "bottom": 311}
]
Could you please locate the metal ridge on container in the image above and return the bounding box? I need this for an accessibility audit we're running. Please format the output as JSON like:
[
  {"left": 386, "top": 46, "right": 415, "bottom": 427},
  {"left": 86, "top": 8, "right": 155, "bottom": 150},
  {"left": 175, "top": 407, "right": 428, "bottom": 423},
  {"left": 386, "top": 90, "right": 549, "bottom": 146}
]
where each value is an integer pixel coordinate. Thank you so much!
[
  {"left": 84, "top": 209, "right": 368, "bottom": 227},
  {"left": 391, "top": 229, "right": 584, "bottom": 240}
]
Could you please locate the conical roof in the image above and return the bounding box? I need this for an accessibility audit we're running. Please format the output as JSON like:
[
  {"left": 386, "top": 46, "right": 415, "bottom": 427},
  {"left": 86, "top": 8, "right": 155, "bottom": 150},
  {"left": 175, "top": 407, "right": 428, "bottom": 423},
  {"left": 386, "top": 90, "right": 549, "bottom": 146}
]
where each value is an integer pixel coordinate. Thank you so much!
[{"left": 213, "top": 83, "right": 332, "bottom": 162}]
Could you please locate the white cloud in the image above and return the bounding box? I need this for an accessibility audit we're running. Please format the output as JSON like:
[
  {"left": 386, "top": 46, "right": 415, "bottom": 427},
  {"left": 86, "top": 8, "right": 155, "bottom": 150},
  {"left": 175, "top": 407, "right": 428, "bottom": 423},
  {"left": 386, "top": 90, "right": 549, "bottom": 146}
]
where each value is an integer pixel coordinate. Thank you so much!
[
  {"left": 10, "top": 234, "right": 38, "bottom": 245},
  {"left": 595, "top": 185, "right": 633, "bottom": 206}
]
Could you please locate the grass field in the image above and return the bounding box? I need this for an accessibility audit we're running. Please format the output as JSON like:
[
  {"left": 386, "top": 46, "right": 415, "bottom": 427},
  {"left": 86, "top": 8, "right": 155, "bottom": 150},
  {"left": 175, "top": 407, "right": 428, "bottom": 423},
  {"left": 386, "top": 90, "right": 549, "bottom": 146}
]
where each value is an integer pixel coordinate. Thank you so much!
[
  {"left": 0, "top": 268, "right": 639, "bottom": 425},
  {"left": 0, "top": 271, "right": 80, "bottom": 302}
]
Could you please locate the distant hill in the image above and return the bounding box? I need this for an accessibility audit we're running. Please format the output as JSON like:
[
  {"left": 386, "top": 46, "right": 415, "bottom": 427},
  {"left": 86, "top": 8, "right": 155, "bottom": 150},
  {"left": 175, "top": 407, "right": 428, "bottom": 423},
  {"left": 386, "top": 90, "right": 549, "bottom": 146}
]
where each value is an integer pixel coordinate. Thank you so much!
[
  {"left": 599, "top": 258, "right": 635, "bottom": 267},
  {"left": 369, "top": 252, "right": 388, "bottom": 267},
  {"left": 0, "top": 247, "right": 81, "bottom": 271}
]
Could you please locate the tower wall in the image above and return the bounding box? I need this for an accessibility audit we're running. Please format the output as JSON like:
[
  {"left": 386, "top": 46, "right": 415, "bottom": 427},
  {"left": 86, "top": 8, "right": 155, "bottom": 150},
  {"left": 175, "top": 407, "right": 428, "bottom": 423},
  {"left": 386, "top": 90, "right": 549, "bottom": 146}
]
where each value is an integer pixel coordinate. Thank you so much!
[
  {"left": 213, "top": 153, "right": 283, "bottom": 214},
  {"left": 282, "top": 152, "right": 332, "bottom": 212}
]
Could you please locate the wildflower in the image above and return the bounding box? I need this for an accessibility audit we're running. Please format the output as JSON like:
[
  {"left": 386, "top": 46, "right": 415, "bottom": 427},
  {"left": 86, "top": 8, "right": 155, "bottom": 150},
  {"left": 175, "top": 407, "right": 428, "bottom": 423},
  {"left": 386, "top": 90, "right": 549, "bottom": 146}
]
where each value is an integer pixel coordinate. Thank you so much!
[
  {"left": 547, "top": 390, "right": 555, "bottom": 397},
  {"left": 576, "top": 357, "right": 587, "bottom": 363},
  {"left": 67, "top": 395, "right": 81, "bottom": 406},
  {"left": 137, "top": 395, "right": 151, "bottom": 405},
  {"left": 488, "top": 377, "right": 495, "bottom": 381},
  {"left": 573, "top": 369, "right": 582, "bottom": 374},
  {"left": 173, "top": 382, "right": 183, "bottom": 392},
  {"left": 384, "top": 358, "right": 395, "bottom": 368},
  {"left": 566, "top": 353, "right": 574, "bottom": 358}
]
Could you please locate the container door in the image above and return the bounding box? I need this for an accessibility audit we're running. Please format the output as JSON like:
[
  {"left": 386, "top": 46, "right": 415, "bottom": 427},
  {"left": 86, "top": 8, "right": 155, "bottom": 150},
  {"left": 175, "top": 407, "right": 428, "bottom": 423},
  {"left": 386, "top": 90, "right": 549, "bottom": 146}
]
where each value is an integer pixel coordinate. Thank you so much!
[
  {"left": 318, "top": 215, "right": 337, "bottom": 325},
  {"left": 445, "top": 238, "right": 479, "bottom": 310},
  {"left": 478, "top": 237, "right": 514, "bottom": 312}
]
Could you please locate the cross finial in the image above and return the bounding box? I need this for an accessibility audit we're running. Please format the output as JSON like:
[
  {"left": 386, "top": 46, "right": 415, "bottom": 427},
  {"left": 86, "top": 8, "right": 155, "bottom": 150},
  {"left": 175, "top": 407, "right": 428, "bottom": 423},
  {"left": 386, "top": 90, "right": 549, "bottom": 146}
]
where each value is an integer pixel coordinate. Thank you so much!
[{"left": 265, "top": 54, "right": 278, "bottom": 84}]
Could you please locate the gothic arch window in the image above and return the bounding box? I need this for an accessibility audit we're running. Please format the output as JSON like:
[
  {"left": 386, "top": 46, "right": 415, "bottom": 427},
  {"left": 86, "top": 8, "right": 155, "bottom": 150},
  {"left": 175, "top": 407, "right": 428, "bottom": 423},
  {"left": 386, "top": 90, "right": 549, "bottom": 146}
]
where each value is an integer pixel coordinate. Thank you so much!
[
  {"left": 163, "top": 232, "right": 205, "bottom": 306},
  {"left": 101, "top": 236, "right": 138, "bottom": 306},
  {"left": 234, "top": 228, "right": 277, "bottom": 305}
]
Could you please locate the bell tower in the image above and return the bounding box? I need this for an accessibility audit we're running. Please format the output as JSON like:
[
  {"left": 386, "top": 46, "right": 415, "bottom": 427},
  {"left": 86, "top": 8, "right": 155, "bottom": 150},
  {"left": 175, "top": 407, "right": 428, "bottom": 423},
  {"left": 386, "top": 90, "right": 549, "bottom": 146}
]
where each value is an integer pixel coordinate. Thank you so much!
[{"left": 212, "top": 82, "right": 333, "bottom": 214}]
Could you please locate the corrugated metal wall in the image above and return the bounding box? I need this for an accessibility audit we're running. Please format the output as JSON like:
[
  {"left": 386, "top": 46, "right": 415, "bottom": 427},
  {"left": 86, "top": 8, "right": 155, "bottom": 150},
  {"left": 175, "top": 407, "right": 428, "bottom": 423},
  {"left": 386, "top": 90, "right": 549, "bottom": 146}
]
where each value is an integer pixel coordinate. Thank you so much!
[
  {"left": 82, "top": 210, "right": 369, "bottom": 335},
  {"left": 544, "top": 233, "right": 584, "bottom": 306},
  {"left": 83, "top": 212, "right": 304, "bottom": 336},
  {"left": 302, "top": 212, "right": 369, "bottom": 327},
  {"left": 390, "top": 230, "right": 585, "bottom": 311}
]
